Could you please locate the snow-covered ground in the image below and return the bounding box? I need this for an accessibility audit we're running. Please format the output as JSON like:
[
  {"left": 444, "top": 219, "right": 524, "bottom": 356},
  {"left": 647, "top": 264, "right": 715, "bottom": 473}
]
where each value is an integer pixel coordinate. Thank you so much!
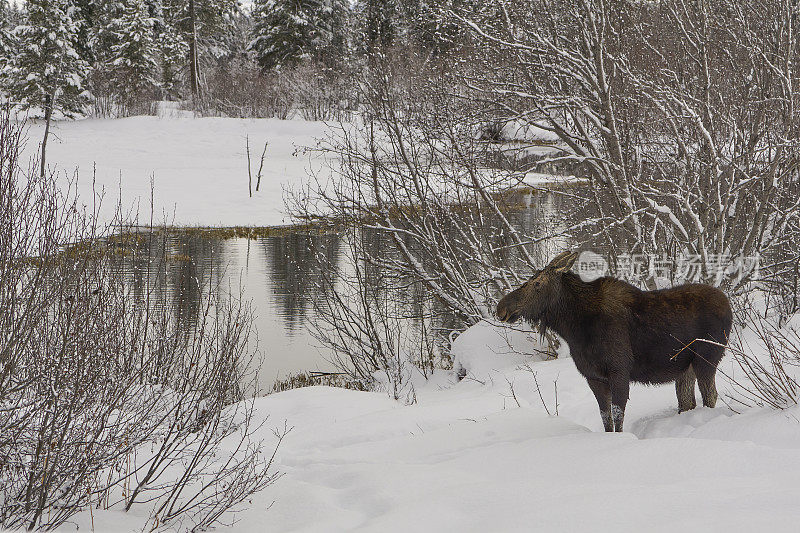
[
  {"left": 19, "top": 110, "right": 336, "bottom": 227},
  {"left": 18, "top": 112, "right": 581, "bottom": 228},
  {"left": 64, "top": 320, "right": 800, "bottom": 532}
]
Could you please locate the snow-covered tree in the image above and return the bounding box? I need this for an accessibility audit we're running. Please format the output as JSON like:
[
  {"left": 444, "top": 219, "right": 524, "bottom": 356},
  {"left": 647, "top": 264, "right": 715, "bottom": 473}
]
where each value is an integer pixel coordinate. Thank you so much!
[
  {"left": 407, "top": 0, "right": 481, "bottom": 54},
  {"left": 105, "top": 0, "right": 159, "bottom": 108},
  {"left": 158, "top": 20, "right": 189, "bottom": 96},
  {"left": 0, "top": 1, "right": 16, "bottom": 70},
  {"left": 5, "top": 0, "right": 90, "bottom": 176},
  {"left": 249, "top": 0, "right": 348, "bottom": 71},
  {"left": 159, "top": 0, "right": 240, "bottom": 97},
  {"left": 351, "top": 0, "right": 481, "bottom": 55},
  {"left": 147, "top": 1, "right": 187, "bottom": 97},
  {"left": 353, "top": 0, "right": 401, "bottom": 51},
  {"left": 72, "top": 0, "right": 107, "bottom": 63}
]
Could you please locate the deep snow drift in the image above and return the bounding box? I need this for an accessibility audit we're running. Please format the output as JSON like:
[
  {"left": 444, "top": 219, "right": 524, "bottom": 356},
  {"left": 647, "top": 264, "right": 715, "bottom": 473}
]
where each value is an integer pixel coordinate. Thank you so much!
[{"left": 64, "top": 319, "right": 800, "bottom": 532}]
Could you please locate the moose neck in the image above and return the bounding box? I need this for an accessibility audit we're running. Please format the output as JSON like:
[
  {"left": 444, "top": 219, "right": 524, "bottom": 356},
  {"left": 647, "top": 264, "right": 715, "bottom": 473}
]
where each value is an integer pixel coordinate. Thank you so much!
[{"left": 539, "top": 272, "right": 593, "bottom": 349}]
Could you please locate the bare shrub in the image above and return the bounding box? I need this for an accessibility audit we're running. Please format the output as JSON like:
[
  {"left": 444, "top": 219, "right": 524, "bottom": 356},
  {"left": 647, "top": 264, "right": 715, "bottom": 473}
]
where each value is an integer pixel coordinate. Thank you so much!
[
  {"left": 281, "top": 61, "right": 356, "bottom": 122},
  {"left": 294, "top": 1, "right": 800, "bottom": 392},
  {"left": 198, "top": 58, "right": 356, "bottom": 121},
  {"left": 201, "top": 60, "right": 293, "bottom": 119},
  {"left": 452, "top": 0, "right": 800, "bottom": 291},
  {"left": 725, "top": 303, "right": 800, "bottom": 410},
  {"left": 304, "top": 227, "right": 433, "bottom": 401},
  {"left": 86, "top": 68, "right": 160, "bottom": 118},
  {"left": 288, "top": 50, "right": 568, "bottom": 393},
  {"left": 296, "top": 0, "right": 799, "bottom": 391},
  {"left": 0, "top": 111, "right": 279, "bottom": 531}
]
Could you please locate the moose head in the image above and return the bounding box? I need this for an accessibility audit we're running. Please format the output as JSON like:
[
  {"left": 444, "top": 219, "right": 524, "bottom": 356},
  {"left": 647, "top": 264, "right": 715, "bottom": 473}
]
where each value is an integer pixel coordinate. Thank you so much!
[{"left": 496, "top": 251, "right": 579, "bottom": 323}]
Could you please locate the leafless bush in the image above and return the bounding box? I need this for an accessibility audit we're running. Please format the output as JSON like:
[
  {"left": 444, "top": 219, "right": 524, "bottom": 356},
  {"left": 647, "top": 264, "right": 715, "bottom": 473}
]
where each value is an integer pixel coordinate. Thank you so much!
[
  {"left": 287, "top": 50, "right": 568, "bottom": 392},
  {"left": 201, "top": 60, "right": 293, "bottom": 119},
  {"left": 0, "top": 111, "right": 279, "bottom": 531},
  {"left": 453, "top": 0, "right": 800, "bottom": 291},
  {"left": 757, "top": 222, "right": 800, "bottom": 322},
  {"left": 294, "top": 0, "right": 800, "bottom": 391},
  {"left": 86, "top": 69, "right": 159, "bottom": 118},
  {"left": 198, "top": 59, "right": 356, "bottom": 120},
  {"left": 725, "top": 303, "right": 800, "bottom": 410},
  {"left": 304, "top": 227, "right": 435, "bottom": 401},
  {"left": 295, "top": 67, "right": 565, "bottom": 321},
  {"left": 281, "top": 61, "right": 357, "bottom": 122}
]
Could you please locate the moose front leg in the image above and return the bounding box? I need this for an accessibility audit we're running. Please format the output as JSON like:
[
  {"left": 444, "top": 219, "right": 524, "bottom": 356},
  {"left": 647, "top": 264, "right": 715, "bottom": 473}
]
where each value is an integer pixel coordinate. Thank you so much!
[
  {"left": 609, "top": 372, "right": 630, "bottom": 432},
  {"left": 586, "top": 378, "right": 613, "bottom": 432}
]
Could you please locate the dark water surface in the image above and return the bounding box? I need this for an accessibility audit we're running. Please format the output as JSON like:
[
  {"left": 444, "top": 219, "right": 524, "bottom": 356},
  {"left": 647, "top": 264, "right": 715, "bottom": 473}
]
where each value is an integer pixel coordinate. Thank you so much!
[{"left": 108, "top": 190, "right": 570, "bottom": 392}]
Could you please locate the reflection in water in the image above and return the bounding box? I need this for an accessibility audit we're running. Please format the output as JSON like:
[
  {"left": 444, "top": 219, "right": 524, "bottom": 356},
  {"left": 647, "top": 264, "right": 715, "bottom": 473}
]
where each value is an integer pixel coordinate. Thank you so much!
[
  {"left": 109, "top": 229, "right": 345, "bottom": 391},
  {"left": 261, "top": 233, "right": 341, "bottom": 332},
  {"left": 107, "top": 190, "right": 569, "bottom": 392}
]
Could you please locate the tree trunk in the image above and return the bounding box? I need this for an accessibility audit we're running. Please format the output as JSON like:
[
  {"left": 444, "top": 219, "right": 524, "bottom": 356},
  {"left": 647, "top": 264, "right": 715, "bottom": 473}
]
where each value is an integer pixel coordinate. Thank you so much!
[
  {"left": 188, "top": 0, "right": 200, "bottom": 101},
  {"left": 41, "top": 95, "right": 53, "bottom": 178}
]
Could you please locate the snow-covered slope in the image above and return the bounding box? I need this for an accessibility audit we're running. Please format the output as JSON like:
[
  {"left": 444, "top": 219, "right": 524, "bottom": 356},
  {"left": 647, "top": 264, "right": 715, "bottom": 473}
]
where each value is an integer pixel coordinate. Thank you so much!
[
  {"left": 65, "top": 320, "right": 800, "bottom": 532},
  {"left": 242, "top": 380, "right": 800, "bottom": 532},
  {"left": 20, "top": 114, "right": 336, "bottom": 227}
]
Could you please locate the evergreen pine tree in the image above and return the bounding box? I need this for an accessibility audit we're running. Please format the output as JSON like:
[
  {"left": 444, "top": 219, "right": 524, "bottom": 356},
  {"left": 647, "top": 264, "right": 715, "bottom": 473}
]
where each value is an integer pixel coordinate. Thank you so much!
[
  {"left": 353, "top": 0, "right": 401, "bottom": 52},
  {"left": 105, "top": 0, "right": 158, "bottom": 109},
  {"left": 353, "top": 0, "right": 487, "bottom": 56},
  {"left": 152, "top": 1, "right": 188, "bottom": 97},
  {"left": 249, "top": 0, "right": 348, "bottom": 72},
  {"left": 322, "top": 0, "right": 349, "bottom": 66},
  {"left": 0, "top": 1, "right": 16, "bottom": 70},
  {"left": 160, "top": 0, "right": 239, "bottom": 98},
  {"left": 88, "top": 1, "right": 123, "bottom": 62},
  {"left": 73, "top": 0, "right": 107, "bottom": 63},
  {"left": 5, "top": 0, "right": 90, "bottom": 176},
  {"left": 406, "top": 0, "right": 478, "bottom": 55},
  {"left": 158, "top": 21, "right": 189, "bottom": 96}
]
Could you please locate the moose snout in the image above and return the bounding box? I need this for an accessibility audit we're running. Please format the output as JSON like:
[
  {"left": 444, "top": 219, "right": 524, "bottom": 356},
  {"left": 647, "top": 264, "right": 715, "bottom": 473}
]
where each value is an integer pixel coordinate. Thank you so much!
[{"left": 496, "top": 305, "right": 517, "bottom": 323}]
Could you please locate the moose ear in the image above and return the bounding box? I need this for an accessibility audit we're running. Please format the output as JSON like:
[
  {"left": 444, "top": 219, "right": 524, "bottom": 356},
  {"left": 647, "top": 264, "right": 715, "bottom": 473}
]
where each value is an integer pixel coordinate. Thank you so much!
[{"left": 547, "top": 251, "right": 579, "bottom": 272}]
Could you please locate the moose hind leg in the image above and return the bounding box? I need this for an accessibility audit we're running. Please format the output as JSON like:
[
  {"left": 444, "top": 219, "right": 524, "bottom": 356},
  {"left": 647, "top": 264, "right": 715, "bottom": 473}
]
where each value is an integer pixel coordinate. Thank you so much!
[
  {"left": 609, "top": 372, "right": 630, "bottom": 432},
  {"left": 694, "top": 365, "right": 719, "bottom": 408},
  {"left": 587, "top": 378, "right": 613, "bottom": 432},
  {"left": 675, "top": 365, "right": 697, "bottom": 412}
]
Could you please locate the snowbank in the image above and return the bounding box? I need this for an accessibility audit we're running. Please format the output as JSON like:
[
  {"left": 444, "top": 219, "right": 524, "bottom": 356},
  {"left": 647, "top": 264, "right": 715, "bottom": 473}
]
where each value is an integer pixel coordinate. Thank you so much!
[
  {"left": 522, "top": 171, "right": 586, "bottom": 187},
  {"left": 451, "top": 319, "right": 556, "bottom": 381},
  {"left": 17, "top": 113, "right": 586, "bottom": 228},
  {"left": 248, "top": 321, "right": 800, "bottom": 532},
  {"left": 500, "top": 119, "right": 561, "bottom": 144}
]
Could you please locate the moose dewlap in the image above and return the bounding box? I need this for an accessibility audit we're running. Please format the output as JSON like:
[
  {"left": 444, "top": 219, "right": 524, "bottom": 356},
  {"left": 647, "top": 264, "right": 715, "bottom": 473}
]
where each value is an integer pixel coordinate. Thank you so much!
[{"left": 496, "top": 251, "right": 732, "bottom": 432}]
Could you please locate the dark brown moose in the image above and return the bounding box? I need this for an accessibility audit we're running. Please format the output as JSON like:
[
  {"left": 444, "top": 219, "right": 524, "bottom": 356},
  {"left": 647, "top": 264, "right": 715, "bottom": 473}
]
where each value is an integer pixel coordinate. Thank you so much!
[{"left": 496, "top": 251, "right": 732, "bottom": 432}]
